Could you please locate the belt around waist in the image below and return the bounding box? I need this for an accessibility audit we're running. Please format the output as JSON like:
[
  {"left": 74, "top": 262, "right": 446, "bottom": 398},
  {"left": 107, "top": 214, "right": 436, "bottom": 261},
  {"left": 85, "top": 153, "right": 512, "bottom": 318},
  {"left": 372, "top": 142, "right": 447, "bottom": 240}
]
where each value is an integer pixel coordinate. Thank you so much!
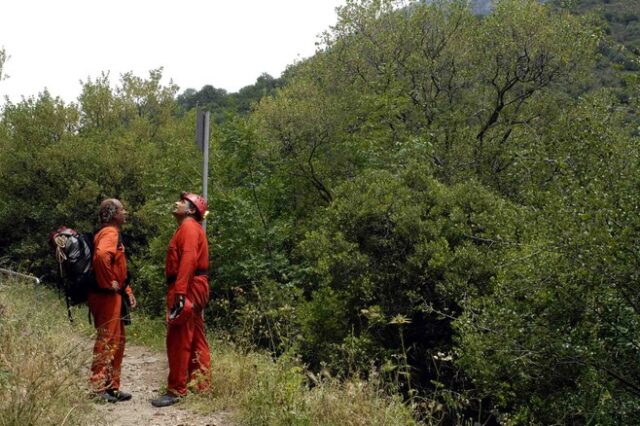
[{"left": 166, "top": 269, "right": 208, "bottom": 284}]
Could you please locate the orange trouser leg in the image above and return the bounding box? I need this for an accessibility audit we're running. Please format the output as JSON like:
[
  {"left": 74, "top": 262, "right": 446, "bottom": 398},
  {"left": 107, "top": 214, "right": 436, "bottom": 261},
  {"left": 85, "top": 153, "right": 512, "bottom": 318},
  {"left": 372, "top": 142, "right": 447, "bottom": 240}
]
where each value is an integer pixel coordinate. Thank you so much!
[
  {"left": 110, "top": 319, "right": 125, "bottom": 390},
  {"left": 188, "top": 313, "right": 211, "bottom": 392},
  {"left": 88, "top": 293, "right": 125, "bottom": 392},
  {"left": 167, "top": 313, "right": 212, "bottom": 396},
  {"left": 167, "top": 318, "right": 194, "bottom": 396}
]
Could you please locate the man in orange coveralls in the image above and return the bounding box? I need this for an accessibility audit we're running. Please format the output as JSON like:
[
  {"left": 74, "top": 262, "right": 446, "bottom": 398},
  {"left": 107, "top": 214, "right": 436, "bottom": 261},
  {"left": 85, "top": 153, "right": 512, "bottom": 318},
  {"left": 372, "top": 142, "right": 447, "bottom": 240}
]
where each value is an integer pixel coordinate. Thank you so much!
[
  {"left": 89, "top": 198, "right": 137, "bottom": 403},
  {"left": 152, "top": 192, "right": 211, "bottom": 408}
]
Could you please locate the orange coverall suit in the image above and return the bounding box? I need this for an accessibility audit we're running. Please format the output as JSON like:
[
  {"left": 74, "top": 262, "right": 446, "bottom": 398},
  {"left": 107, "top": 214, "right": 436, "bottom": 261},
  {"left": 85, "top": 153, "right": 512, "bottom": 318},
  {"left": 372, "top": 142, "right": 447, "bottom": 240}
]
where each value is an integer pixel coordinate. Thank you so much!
[
  {"left": 165, "top": 217, "right": 211, "bottom": 396},
  {"left": 88, "top": 225, "right": 131, "bottom": 392}
]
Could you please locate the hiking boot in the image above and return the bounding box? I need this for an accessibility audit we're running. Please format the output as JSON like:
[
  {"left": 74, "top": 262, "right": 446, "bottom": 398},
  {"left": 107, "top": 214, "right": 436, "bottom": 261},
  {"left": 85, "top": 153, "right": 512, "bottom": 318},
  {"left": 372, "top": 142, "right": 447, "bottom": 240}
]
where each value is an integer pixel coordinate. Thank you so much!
[
  {"left": 92, "top": 391, "right": 118, "bottom": 403},
  {"left": 151, "top": 393, "right": 180, "bottom": 407},
  {"left": 107, "top": 389, "right": 132, "bottom": 402}
]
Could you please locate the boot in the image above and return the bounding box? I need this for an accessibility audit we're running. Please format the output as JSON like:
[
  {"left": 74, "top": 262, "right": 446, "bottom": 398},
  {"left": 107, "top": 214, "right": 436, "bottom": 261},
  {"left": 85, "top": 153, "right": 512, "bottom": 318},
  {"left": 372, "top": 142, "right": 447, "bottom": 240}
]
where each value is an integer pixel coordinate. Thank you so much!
[
  {"left": 92, "top": 391, "right": 118, "bottom": 403},
  {"left": 151, "top": 393, "right": 180, "bottom": 407},
  {"left": 107, "top": 389, "right": 132, "bottom": 402}
]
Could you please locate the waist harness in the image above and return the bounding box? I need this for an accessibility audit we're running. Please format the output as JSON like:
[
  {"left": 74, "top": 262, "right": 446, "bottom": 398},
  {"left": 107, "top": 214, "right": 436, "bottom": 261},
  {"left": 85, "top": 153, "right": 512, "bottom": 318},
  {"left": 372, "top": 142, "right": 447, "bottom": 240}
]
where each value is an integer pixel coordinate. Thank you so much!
[{"left": 166, "top": 269, "right": 208, "bottom": 285}]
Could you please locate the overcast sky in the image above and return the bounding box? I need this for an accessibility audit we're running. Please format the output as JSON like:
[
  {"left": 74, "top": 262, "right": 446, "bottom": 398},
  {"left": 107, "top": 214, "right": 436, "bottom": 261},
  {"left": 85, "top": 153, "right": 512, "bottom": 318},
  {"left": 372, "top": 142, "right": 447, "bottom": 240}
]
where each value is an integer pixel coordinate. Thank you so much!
[{"left": 0, "top": 0, "right": 346, "bottom": 105}]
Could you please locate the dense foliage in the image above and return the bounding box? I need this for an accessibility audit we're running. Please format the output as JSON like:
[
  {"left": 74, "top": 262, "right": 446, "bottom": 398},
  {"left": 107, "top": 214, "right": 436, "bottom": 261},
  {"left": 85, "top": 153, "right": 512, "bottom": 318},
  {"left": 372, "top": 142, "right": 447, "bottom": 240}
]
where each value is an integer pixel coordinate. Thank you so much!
[
  {"left": 1, "top": 1, "right": 639, "bottom": 424},
  {"left": 554, "top": 0, "right": 640, "bottom": 113},
  {"left": 566, "top": 0, "right": 640, "bottom": 55}
]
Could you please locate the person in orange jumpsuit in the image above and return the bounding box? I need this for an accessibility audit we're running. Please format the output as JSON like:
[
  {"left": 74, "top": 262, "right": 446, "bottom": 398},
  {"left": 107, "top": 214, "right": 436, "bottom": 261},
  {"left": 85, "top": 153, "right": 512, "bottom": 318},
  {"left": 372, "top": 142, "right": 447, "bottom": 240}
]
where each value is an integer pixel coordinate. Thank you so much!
[
  {"left": 152, "top": 192, "right": 211, "bottom": 407},
  {"left": 89, "top": 198, "right": 137, "bottom": 403}
]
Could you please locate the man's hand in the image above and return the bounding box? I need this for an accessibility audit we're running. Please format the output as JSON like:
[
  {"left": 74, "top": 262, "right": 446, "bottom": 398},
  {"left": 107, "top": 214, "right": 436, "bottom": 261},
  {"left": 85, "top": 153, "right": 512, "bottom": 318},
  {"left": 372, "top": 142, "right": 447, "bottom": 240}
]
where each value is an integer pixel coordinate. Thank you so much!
[
  {"left": 128, "top": 292, "right": 137, "bottom": 309},
  {"left": 111, "top": 280, "right": 119, "bottom": 290},
  {"left": 169, "top": 294, "right": 185, "bottom": 320}
]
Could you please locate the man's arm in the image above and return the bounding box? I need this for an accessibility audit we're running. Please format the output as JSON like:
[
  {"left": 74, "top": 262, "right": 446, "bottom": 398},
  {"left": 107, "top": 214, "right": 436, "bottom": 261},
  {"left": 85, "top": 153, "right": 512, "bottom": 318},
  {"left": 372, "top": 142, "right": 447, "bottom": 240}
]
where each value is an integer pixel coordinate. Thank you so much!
[
  {"left": 173, "top": 223, "right": 199, "bottom": 295},
  {"left": 93, "top": 228, "right": 119, "bottom": 290}
]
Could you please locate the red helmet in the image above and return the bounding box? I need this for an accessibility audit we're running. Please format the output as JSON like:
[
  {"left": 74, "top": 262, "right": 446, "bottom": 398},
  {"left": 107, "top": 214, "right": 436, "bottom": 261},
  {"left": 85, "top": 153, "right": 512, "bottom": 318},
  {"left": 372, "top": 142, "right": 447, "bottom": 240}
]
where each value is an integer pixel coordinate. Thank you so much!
[
  {"left": 181, "top": 192, "right": 208, "bottom": 219},
  {"left": 168, "top": 297, "right": 194, "bottom": 326}
]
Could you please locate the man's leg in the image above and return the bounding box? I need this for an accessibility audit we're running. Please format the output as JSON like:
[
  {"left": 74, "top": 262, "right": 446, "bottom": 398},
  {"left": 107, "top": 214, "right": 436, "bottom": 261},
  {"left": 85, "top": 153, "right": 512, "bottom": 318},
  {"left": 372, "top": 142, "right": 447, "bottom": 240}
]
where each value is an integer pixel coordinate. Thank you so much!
[
  {"left": 89, "top": 294, "right": 121, "bottom": 392},
  {"left": 188, "top": 313, "right": 211, "bottom": 392},
  {"left": 110, "top": 318, "right": 125, "bottom": 390},
  {"left": 166, "top": 319, "right": 195, "bottom": 396}
]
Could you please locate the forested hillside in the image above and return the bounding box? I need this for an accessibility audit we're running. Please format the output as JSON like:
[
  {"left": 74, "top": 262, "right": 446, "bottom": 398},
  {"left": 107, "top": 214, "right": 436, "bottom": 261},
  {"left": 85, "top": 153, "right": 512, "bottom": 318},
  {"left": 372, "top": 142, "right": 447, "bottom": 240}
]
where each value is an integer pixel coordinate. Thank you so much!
[
  {"left": 555, "top": 0, "right": 640, "bottom": 110},
  {"left": 566, "top": 0, "right": 640, "bottom": 54},
  {"left": 176, "top": 73, "right": 282, "bottom": 122},
  {"left": 1, "top": 0, "right": 639, "bottom": 424}
]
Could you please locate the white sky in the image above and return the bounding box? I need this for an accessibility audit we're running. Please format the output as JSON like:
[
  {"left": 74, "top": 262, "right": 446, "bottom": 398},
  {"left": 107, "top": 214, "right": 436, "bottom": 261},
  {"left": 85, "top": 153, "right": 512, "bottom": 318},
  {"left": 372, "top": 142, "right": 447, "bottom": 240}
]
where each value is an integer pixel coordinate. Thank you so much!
[{"left": 0, "top": 0, "right": 346, "bottom": 105}]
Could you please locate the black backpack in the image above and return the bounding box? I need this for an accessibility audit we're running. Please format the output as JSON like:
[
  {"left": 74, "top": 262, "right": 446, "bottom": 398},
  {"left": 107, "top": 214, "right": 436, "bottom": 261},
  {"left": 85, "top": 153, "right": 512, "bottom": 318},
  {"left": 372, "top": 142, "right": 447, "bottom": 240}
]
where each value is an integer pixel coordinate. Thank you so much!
[{"left": 50, "top": 226, "right": 95, "bottom": 320}]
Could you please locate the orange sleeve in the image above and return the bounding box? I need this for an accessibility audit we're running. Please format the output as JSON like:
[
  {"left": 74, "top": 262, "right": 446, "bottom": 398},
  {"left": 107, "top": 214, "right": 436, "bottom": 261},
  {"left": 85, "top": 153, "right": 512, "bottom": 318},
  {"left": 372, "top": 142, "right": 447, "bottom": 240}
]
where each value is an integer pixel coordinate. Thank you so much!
[
  {"left": 93, "top": 228, "right": 119, "bottom": 290},
  {"left": 174, "top": 222, "right": 199, "bottom": 295}
]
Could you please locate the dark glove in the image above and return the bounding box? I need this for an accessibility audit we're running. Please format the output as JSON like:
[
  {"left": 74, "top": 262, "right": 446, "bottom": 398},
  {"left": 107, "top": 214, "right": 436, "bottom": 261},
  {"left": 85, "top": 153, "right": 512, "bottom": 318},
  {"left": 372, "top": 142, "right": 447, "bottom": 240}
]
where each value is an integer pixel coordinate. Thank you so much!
[
  {"left": 169, "top": 294, "right": 185, "bottom": 320},
  {"left": 121, "top": 296, "right": 132, "bottom": 326}
]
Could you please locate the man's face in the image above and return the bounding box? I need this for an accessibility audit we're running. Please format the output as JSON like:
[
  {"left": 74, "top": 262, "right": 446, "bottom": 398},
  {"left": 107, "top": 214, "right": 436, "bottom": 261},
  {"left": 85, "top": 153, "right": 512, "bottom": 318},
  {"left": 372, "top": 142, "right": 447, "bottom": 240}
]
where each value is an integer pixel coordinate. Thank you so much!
[
  {"left": 172, "top": 199, "right": 192, "bottom": 218},
  {"left": 113, "top": 201, "right": 128, "bottom": 225}
]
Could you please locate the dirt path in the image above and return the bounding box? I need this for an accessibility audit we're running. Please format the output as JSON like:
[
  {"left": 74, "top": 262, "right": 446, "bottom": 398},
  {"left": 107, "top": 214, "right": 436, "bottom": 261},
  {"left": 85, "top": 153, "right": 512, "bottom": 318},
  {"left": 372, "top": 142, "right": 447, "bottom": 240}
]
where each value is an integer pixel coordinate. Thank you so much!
[{"left": 91, "top": 344, "right": 234, "bottom": 426}]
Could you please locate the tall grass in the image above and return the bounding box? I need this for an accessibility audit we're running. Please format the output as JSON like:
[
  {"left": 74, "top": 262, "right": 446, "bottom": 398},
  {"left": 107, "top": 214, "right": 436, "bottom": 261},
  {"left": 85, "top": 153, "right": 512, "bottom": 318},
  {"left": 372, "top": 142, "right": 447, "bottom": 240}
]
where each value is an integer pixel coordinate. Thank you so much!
[
  {"left": 186, "top": 345, "right": 419, "bottom": 425},
  {"left": 239, "top": 356, "right": 418, "bottom": 426},
  {"left": 0, "top": 277, "right": 98, "bottom": 426}
]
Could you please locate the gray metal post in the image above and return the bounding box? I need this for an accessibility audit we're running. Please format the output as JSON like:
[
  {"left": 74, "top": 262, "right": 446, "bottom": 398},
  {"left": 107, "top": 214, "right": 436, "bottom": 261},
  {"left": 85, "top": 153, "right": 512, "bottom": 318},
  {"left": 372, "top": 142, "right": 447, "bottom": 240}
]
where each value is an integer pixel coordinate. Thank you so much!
[
  {"left": 202, "top": 111, "right": 210, "bottom": 230},
  {"left": 195, "top": 111, "right": 210, "bottom": 231}
]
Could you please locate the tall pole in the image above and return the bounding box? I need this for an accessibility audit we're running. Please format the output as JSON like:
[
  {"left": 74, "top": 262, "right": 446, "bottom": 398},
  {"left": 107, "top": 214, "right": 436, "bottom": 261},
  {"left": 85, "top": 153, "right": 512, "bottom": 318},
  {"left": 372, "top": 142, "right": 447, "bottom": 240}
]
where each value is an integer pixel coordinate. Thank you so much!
[
  {"left": 196, "top": 111, "right": 210, "bottom": 230},
  {"left": 202, "top": 112, "right": 210, "bottom": 230}
]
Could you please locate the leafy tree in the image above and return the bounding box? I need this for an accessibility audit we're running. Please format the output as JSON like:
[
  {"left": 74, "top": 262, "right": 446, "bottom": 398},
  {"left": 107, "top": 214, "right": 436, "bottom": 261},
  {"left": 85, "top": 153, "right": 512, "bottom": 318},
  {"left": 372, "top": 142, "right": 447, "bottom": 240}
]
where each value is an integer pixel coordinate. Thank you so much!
[{"left": 456, "top": 92, "right": 640, "bottom": 423}]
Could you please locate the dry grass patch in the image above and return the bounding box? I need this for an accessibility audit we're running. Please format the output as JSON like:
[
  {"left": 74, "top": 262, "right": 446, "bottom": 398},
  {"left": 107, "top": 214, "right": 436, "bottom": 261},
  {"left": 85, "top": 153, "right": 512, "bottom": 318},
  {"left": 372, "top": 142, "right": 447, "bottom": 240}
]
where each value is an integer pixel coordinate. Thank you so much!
[{"left": 0, "top": 278, "right": 99, "bottom": 426}]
